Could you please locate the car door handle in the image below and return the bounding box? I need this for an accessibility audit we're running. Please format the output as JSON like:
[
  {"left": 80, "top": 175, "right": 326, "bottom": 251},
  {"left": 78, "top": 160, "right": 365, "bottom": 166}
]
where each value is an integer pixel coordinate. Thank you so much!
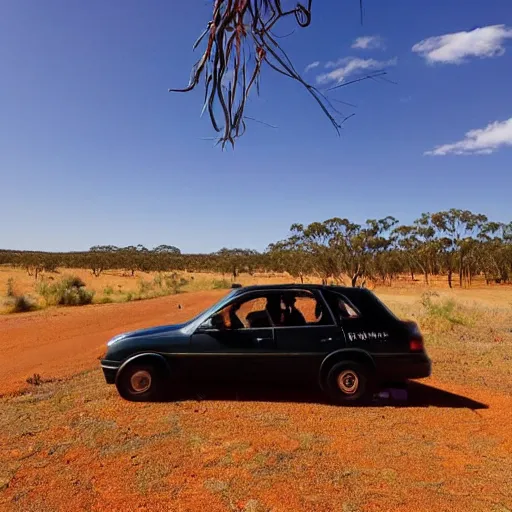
[
  {"left": 255, "top": 337, "right": 273, "bottom": 343},
  {"left": 320, "top": 337, "right": 333, "bottom": 343}
]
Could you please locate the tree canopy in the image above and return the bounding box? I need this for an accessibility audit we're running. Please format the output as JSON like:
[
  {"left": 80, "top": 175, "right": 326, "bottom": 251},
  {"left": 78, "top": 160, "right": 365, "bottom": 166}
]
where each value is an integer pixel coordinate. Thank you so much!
[{"left": 2, "top": 210, "right": 511, "bottom": 288}]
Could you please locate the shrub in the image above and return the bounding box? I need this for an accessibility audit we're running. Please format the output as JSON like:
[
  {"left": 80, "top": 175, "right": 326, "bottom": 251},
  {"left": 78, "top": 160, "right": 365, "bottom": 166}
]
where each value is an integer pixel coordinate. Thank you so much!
[
  {"left": 26, "top": 373, "right": 43, "bottom": 386},
  {"left": 212, "top": 279, "right": 231, "bottom": 290},
  {"left": 103, "top": 286, "right": 114, "bottom": 296},
  {"left": 36, "top": 281, "right": 52, "bottom": 304},
  {"left": 59, "top": 287, "right": 94, "bottom": 306},
  {"left": 138, "top": 279, "right": 154, "bottom": 295},
  {"left": 164, "top": 274, "right": 188, "bottom": 294},
  {"left": 36, "top": 275, "right": 94, "bottom": 306},
  {"left": 10, "top": 295, "right": 39, "bottom": 313},
  {"left": 99, "top": 296, "right": 114, "bottom": 304},
  {"left": 61, "top": 276, "right": 86, "bottom": 289},
  {"left": 420, "top": 292, "right": 467, "bottom": 326}
]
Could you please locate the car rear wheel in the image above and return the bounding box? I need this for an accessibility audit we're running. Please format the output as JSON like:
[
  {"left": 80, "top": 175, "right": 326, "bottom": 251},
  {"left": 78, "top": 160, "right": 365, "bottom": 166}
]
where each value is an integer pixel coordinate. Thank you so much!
[
  {"left": 324, "top": 361, "right": 374, "bottom": 405},
  {"left": 115, "top": 361, "right": 165, "bottom": 401}
]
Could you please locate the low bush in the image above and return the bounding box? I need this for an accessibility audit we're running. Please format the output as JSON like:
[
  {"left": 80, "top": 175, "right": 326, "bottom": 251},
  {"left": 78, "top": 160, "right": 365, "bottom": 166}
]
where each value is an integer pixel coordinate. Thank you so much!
[
  {"left": 103, "top": 286, "right": 114, "bottom": 296},
  {"left": 9, "top": 295, "right": 39, "bottom": 313},
  {"left": 164, "top": 274, "right": 188, "bottom": 294},
  {"left": 26, "top": 373, "right": 44, "bottom": 386},
  {"left": 212, "top": 279, "right": 231, "bottom": 290},
  {"left": 37, "top": 275, "right": 94, "bottom": 306},
  {"left": 138, "top": 279, "right": 154, "bottom": 295},
  {"left": 420, "top": 292, "right": 468, "bottom": 326},
  {"left": 135, "top": 274, "right": 187, "bottom": 299}
]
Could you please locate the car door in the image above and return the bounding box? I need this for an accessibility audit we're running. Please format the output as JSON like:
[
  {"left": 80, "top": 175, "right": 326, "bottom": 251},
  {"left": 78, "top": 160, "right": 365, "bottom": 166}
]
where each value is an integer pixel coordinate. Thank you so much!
[
  {"left": 189, "top": 293, "right": 275, "bottom": 384},
  {"left": 324, "top": 289, "right": 398, "bottom": 354},
  {"left": 273, "top": 289, "right": 342, "bottom": 383}
]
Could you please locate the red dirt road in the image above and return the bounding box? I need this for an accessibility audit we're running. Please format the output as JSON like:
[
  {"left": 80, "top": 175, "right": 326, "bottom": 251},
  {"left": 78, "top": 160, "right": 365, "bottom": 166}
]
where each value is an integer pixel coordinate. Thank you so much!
[{"left": 0, "top": 291, "right": 226, "bottom": 396}]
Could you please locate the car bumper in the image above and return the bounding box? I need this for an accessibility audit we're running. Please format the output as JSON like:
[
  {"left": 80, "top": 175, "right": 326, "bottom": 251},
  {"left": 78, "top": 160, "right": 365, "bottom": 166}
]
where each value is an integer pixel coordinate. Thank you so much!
[
  {"left": 100, "top": 359, "right": 120, "bottom": 384},
  {"left": 374, "top": 352, "right": 432, "bottom": 380}
]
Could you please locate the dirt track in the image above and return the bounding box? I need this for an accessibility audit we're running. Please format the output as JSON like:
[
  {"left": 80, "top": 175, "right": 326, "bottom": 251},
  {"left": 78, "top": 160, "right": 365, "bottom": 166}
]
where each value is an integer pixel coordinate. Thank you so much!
[{"left": 0, "top": 291, "right": 226, "bottom": 396}]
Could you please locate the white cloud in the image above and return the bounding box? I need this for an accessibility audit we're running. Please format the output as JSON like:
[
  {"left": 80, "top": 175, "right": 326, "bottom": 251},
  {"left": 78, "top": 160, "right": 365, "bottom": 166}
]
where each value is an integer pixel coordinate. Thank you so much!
[
  {"left": 352, "top": 35, "right": 385, "bottom": 50},
  {"left": 316, "top": 57, "right": 397, "bottom": 85},
  {"left": 304, "top": 61, "right": 320, "bottom": 72},
  {"left": 412, "top": 24, "right": 512, "bottom": 64},
  {"left": 425, "top": 118, "right": 512, "bottom": 156}
]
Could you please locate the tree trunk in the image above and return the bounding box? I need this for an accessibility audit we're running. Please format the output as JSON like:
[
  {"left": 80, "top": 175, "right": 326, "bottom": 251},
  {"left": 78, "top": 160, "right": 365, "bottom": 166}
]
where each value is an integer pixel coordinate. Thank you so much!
[
  {"left": 448, "top": 269, "right": 453, "bottom": 289},
  {"left": 410, "top": 270, "right": 414, "bottom": 281},
  {"left": 459, "top": 253, "right": 463, "bottom": 287}
]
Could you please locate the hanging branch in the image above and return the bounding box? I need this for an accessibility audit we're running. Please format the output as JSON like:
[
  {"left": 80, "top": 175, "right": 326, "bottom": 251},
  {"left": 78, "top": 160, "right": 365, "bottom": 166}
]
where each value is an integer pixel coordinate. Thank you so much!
[{"left": 170, "top": 1, "right": 363, "bottom": 148}]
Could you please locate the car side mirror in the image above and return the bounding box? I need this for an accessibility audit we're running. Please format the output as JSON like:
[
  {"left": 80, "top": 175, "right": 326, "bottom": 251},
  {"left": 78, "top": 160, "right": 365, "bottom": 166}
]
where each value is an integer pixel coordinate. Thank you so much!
[{"left": 198, "top": 314, "right": 224, "bottom": 332}]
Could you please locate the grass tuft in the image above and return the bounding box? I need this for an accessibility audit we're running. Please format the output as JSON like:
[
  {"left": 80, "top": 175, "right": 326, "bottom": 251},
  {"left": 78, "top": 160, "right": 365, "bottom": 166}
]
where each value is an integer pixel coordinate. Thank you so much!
[
  {"left": 212, "top": 278, "right": 231, "bottom": 290},
  {"left": 420, "top": 292, "right": 469, "bottom": 326}
]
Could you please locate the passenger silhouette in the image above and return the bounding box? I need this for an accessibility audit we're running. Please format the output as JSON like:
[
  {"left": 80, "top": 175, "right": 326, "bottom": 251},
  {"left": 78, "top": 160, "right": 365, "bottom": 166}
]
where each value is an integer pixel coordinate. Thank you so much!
[
  {"left": 265, "top": 295, "right": 284, "bottom": 326},
  {"left": 283, "top": 294, "right": 306, "bottom": 326}
]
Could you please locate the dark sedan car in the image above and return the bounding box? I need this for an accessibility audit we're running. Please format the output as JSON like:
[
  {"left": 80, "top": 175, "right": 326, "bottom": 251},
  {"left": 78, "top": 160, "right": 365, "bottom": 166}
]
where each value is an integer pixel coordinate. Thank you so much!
[{"left": 101, "top": 284, "right": 431, "bottom": 404}]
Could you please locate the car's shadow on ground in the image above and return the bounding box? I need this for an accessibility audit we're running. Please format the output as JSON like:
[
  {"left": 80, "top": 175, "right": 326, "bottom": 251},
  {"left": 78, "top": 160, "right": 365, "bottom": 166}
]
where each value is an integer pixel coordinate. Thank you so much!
[{"left": 163, "top": 381, "right": 488, "bottom": 410}]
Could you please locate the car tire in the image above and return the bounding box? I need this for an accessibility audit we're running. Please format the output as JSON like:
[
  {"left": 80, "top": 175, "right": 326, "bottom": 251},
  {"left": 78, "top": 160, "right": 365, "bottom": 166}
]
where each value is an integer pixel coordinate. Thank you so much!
[
  {"left": 324, "top": 361, "right": 374, "bottom": 405},
  {"left": 115, "top": 361, "right": 165, "bottom": 402}
]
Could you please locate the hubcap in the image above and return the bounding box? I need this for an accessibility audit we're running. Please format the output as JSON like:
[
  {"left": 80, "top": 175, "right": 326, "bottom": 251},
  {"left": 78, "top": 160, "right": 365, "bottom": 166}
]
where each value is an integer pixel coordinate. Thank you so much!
[
  {"left": 130, "top": 370, "right": 152, "bottom": 393},
  {"left": 337, "top": 370, "right": 359, "bottom": 395}
]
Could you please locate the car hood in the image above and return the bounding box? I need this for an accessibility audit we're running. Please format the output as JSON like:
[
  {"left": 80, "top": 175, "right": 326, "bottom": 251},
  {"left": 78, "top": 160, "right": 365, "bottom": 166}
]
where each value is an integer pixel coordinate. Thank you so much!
[{"left": 107, "top": 322, "right": 189, "bottom": 346}]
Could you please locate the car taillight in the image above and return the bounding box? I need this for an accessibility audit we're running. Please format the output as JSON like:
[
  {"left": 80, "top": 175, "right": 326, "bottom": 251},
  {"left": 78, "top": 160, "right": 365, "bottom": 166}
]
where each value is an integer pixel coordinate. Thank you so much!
[{"left": 409, "top": 339, "right": 424, "bottom": 352}]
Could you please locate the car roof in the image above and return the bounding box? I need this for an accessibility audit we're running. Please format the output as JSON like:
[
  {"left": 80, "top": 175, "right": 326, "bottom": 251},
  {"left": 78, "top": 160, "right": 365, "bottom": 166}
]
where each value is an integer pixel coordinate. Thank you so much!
[{"left": 232, "top": 284, "right": 371, "bottom": 296}]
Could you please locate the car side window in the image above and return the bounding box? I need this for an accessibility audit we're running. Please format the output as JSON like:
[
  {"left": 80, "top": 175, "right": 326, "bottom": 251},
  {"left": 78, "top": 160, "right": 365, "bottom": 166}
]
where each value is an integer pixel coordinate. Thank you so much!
[
  {"left": 215, "top": 297, "right": 273, "bottom": 329},
  {"left": 278, "top": 290, "right": 334, "bottom": 327},
  {"left": 333, "top": 295, "right": 360, "bottom": 320},
  {"left": 211, "top": 290, "right": 336, "bottom": 329},
  {"left": 236, "top": 298, "right": 272, "bottom": 328}
]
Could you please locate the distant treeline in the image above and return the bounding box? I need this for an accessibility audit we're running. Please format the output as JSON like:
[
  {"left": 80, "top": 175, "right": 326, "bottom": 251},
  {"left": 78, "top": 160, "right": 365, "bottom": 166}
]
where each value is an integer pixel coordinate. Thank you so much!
[{"left": 2, "top": 209, "right": 511, "bottom": 288}]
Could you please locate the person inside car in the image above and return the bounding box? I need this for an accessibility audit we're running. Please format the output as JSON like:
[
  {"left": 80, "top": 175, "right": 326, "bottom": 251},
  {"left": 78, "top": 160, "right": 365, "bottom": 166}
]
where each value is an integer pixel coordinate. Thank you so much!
[
  {"left": 265, "top": 295, "right": 284, "bottom": 326},
  {"left": 283, "top": 294, "right": 306, "bottom": 326}
]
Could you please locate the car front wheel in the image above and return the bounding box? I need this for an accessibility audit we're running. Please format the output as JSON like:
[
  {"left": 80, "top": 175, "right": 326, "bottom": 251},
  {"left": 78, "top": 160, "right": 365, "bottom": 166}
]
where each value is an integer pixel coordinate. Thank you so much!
[
  {"left": 115, "top": 361, "right": 164, "bottom": 401},
  {"left": 324, "top": 361, "right": 374, "bottom": 405}
]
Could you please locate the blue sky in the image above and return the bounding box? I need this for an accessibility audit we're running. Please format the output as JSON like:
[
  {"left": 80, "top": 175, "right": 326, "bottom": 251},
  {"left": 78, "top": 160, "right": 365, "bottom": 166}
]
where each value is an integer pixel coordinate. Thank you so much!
[{"left": 1, "top": 0, "right": 511, "bottom": 253}]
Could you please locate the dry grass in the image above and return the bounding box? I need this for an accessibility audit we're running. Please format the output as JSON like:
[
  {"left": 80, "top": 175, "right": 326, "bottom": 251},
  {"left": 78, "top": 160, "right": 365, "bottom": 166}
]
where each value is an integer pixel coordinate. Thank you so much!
[
  {"left": 2, "top": 264, "right": 511, "bottom": 315},
  {"left": 380, "top": 290, "right": 512, "bottom": 394},
  {"left": 0, "top": 266, "right": 308, "bottom": 313}
]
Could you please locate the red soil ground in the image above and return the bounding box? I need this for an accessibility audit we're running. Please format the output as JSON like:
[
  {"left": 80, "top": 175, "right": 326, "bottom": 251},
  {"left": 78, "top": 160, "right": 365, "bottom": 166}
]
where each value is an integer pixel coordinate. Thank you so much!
[
  {"left": 1, "top": 290, "right": 511, "bottom": 511},
  {"left": 0, "top": 291, "right": 226, "bottom": 396}
]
